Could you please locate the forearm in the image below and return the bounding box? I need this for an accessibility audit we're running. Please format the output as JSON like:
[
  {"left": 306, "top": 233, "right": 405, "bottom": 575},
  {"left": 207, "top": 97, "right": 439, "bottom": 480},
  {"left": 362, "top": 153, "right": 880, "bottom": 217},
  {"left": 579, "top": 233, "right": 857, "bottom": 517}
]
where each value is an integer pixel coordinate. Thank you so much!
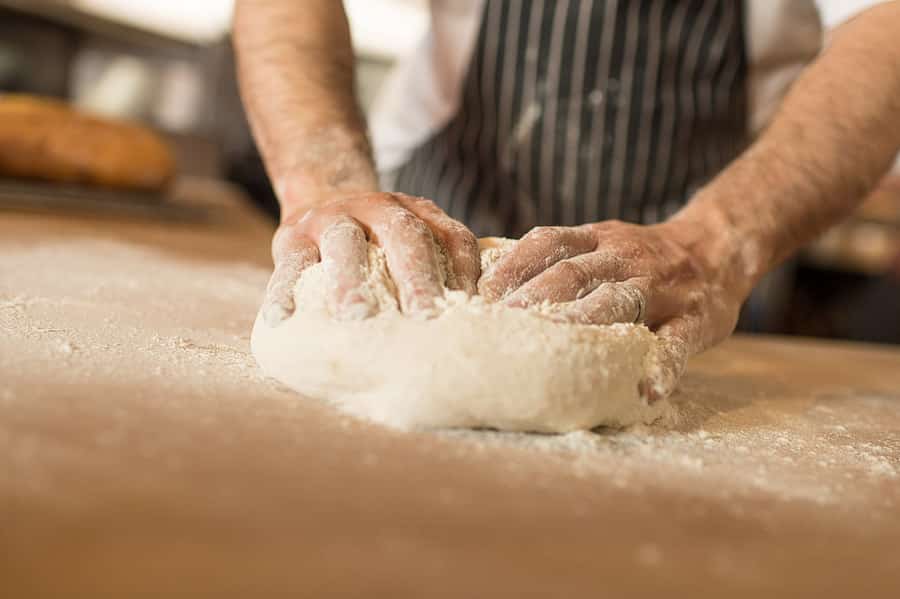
[
  {"left": 673, "top": 1, "right": 900, "bottom": 298},
  {"left": 233, "top": 0, "right": 378, "bottom": 222}
]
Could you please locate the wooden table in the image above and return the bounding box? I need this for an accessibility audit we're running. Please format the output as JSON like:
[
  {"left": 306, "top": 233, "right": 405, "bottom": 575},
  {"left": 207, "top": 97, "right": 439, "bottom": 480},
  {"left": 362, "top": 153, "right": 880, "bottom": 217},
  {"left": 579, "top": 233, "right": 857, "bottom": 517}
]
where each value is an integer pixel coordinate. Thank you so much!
[{"left": 2, "top": 182, "right": 899, "bottom": 597}]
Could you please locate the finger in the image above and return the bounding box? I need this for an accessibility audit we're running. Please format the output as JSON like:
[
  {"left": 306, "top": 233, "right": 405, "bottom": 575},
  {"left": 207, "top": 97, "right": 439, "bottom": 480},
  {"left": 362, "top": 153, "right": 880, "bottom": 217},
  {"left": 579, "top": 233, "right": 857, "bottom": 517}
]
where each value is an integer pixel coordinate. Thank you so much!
[
  {"left": 369, "top": 206, "right": 444, "bottom": 316},
  {"left": 393, "top": 194, "right": 480, "bottom": 295},
  {"left": 548, "top": 278, "right": 650, "bottom": 326},
  {"left": 263, "top": 224, "right": 320, "bottom": 327},
  {"left": 640, "top": 317, "right": 697, "bottom": 404},
  {"left": 478, "top": 226, "right": 597, "bottom": 301},
  {"left": 503, "top": 250, "right": 632, "bottom": 307},
  {"left": 319, "top": 216, "right": 377, "bottom": 321}
]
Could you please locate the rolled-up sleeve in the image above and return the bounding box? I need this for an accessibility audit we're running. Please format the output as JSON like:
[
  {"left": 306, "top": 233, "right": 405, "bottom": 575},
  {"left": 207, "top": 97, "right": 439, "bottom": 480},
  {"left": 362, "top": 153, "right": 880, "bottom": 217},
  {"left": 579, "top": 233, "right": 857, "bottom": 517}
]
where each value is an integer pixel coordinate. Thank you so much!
[{"left": 814, "top": 0, "right": 892, "bottom": 29}]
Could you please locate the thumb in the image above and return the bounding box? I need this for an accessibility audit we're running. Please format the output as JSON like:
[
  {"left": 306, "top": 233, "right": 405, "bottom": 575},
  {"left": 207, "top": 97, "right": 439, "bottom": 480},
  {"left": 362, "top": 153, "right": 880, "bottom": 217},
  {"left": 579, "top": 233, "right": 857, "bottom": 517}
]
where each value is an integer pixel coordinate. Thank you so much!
[{"left": 642, "top": 318, "right": 697, "bottom": 404}]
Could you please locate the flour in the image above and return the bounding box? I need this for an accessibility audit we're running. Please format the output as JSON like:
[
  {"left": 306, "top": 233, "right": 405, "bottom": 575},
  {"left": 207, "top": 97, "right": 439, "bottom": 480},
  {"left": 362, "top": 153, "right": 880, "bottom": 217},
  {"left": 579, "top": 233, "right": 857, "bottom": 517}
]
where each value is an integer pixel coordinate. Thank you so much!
[
  {"left": 440, "top": 421, "right": 899, "bottom": 508},
  {"left": 251, "top": 239, "right": 673, "bottom": 432}
]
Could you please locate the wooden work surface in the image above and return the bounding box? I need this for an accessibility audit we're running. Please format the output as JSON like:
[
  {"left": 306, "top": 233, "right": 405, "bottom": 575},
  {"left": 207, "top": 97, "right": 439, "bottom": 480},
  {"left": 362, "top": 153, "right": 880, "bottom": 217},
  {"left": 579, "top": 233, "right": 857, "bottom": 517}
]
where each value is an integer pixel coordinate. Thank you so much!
[{"left": 2, "top": 182, "right": 899, "bottom": 598}]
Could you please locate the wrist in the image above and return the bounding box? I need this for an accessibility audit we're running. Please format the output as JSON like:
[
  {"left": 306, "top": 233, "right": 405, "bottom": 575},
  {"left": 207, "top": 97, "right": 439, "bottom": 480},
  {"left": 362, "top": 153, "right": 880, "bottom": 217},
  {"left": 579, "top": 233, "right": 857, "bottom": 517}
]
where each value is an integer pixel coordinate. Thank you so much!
[
  {"left": 271, "top": 129, "right": 380, "bottom": 224},
  {"left": 662, "top": 197, "right": 770, "bottom": 302},
  {"left": 276, "top": 168, "right": 378, "bottom": 224}
]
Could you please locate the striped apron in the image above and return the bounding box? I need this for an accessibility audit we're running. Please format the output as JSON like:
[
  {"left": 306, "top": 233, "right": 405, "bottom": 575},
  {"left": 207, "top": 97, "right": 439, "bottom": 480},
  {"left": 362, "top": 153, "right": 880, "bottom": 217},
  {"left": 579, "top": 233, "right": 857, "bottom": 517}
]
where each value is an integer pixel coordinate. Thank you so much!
[{"left": 393, "top": 0, "right": 748, "bottom": 237}]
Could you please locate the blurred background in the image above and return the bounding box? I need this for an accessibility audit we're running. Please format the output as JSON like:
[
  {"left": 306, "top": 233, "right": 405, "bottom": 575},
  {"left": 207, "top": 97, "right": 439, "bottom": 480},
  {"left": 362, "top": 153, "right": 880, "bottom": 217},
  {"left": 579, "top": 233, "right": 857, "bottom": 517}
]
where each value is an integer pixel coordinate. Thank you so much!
[{"left": 1, "top": 0, "right": 898, "bottom": 344}]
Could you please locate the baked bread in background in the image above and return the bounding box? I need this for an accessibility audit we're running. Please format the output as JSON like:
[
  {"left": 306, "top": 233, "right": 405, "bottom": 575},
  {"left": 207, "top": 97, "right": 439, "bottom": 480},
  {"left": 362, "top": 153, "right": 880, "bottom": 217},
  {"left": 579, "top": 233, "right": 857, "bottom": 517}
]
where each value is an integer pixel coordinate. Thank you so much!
[{"left": 0, "top": 94, "right": 175, "bottom": 191}]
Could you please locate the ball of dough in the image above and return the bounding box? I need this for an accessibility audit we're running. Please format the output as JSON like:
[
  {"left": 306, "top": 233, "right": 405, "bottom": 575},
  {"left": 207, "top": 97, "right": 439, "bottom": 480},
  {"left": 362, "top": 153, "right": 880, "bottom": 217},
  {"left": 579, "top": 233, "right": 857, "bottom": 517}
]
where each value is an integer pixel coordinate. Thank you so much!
[{"left": 251, "top": 240, "right": 671, "bottom": 432}]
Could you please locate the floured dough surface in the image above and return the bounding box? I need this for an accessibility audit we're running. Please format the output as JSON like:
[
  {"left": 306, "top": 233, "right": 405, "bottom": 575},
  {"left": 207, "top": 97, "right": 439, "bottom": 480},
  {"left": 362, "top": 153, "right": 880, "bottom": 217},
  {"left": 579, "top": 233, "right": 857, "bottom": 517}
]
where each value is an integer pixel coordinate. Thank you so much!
[{"left": 251, "top": 239, "right": 671, "bottom": 432}]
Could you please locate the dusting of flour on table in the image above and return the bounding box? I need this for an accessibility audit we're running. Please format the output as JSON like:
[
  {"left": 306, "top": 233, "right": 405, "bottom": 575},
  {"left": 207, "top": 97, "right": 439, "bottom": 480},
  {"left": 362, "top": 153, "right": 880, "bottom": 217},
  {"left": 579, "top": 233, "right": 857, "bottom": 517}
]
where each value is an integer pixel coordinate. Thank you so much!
[{"left": 251, "top": 239, "right": 673, "bottom": 432}]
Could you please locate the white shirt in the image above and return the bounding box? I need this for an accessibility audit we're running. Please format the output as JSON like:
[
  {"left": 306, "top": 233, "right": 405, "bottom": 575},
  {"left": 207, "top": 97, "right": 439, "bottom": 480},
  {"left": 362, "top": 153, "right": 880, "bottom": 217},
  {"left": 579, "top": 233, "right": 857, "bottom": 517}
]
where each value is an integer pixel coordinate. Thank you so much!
[{"left": 370, "top": 0, "right": 888, "bottom": 175}]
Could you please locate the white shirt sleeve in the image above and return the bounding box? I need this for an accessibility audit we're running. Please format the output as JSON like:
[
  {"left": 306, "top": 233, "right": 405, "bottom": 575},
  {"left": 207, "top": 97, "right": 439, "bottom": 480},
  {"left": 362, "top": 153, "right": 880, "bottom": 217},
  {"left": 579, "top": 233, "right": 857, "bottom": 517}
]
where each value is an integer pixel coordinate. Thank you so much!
[{"left": 813, "top": 0, "right": 892, "bottom": 29}]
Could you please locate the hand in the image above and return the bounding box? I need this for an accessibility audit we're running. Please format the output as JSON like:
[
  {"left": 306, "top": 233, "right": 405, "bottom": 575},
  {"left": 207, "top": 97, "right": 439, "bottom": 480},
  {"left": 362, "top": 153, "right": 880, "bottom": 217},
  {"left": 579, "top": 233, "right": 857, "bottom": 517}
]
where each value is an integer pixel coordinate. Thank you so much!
[
  {"left": 262, "top": 191, "right": 480, "bottom": 326},
  {"left": 478, "top": 221, "right": 745, "bottom": 402}
]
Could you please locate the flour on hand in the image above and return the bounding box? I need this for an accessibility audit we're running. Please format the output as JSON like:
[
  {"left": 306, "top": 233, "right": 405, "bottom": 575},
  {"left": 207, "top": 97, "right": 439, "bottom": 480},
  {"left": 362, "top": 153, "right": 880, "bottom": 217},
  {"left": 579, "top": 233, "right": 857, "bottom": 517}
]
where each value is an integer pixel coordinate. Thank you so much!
[{"left": 251, "top": 239, "right": 672, "bottom": 432}]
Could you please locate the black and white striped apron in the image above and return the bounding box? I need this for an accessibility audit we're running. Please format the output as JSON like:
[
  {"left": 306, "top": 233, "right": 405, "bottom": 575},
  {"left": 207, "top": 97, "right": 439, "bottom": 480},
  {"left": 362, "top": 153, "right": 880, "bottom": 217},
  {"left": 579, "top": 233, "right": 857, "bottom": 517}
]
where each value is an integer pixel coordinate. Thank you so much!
[{"left": 393, "top": 0, "right": 748, "bottom": 237}]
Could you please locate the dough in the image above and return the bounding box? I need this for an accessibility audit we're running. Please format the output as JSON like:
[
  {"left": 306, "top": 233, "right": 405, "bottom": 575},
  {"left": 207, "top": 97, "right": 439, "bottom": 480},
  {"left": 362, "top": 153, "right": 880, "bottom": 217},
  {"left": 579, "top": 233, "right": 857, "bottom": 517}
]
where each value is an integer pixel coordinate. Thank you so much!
[
  {"left": 251, "top": 239, "right": 672, "bottom": 432},
  {"left": 0, "top": 94, "right": 175, "bottom": 191}
]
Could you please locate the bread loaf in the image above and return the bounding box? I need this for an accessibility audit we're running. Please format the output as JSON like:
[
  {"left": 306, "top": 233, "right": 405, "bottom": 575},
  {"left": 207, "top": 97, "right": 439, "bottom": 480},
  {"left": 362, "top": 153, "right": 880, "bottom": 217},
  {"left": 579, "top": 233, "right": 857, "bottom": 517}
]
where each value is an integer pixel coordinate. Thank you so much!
[{"left": 0, "top": 94, "right": 175, "bottom": 191}]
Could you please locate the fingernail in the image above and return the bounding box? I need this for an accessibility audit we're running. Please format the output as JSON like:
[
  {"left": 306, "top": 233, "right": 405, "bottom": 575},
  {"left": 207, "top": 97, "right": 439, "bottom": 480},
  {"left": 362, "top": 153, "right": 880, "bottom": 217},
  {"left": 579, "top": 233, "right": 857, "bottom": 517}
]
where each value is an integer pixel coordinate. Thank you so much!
[{"left": 262, "top": 301, "right": 292, "bottom": 327}]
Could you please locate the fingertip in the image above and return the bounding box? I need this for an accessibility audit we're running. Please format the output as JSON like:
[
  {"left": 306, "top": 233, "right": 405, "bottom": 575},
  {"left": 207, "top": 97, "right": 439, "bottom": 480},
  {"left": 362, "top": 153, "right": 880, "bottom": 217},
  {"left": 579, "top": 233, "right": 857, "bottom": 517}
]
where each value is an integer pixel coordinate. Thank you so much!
[
  {"left": 262, "top": 300, "right": 292, "bottom": 327},
  {"left": 478, "top": 263, "right": 514, "bottom": 301},
  {"left": 501, "top": 292, "right": 530, "bottom": 309},
  {"left": 403, "top": 293, "right": 440, "bottom": 319},
  {"left": 459, "top": 277, "right": 478, "bottom": 296},
  {"left": 449, "top": 253, "right": 480, "bottom": 296},
  {"left": 332, "top": 289, "right": 378, "bottom": 322},
  {"left": 445, "top": 242, "right": 480, "bottom": 296},
  {"left": 335, "top": 300, "right": 377, "bottom": 322},
  {"left": 394, "top": 271, "right": 444, "bottom": 317},
  {"left": 397, "top": 284, "right": 443, "bottom": 319},
  {"left": 477, "top": 278, "right": 500, "bottom": 302}
]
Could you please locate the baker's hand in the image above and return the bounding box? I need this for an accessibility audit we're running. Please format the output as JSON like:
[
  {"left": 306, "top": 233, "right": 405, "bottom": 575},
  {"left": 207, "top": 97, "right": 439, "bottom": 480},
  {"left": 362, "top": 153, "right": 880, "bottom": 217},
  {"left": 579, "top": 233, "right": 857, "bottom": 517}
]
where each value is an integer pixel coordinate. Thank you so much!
[
  {"left": 478, "top": 221, "right": 744, "bottom": 402},
  {"left": 262, "top": 192, "right": 479, "bottom": 326}
]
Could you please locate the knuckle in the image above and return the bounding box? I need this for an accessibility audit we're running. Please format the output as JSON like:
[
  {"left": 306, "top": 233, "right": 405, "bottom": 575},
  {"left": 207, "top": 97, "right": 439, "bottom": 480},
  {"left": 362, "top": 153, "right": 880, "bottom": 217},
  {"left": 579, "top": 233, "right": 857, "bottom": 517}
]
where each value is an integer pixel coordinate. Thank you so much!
[
  {"left": 393, "top": 210, "right": 431, "bottom": 238},
  {"left": 388, "top": 207, "right": 415, "bottom": 225},
  {"left": 388, "top": 192, "right": 429, "bottom": 211},
  {"left": 453, "top": 227, "right": 479, "bottom": 252},
  {"left": 274, "top": 241, "right": 318, "bottom": 271},
  {"left": 527, "top": 226, "right": 562, "bottom": 242},
  {"left": 361, "top": 191, "right": 391, "bottom": 204},
  {"left": 443, "top": 217, "right": 471, "bottom": 236},
  {"left": 321, "top": 216, "right": 363, "bottom": 242},
  {"left": 555, "top": 257, "right": 593, "bottom": 287},
  {"left": 433, "top": 217, "right": 469, "bottom": 241},
  {"left": 328, "top": 214, "right": 356, "bottom": 227},
  {"left": 681, "top": 290, "right": 705, "bottom": 314},
  {"left": 413, "top": 196, "right": 439, "bottom": 211},
  {"left": 274, "top": 220, "right": 303, "bottom": 243},
  {"left": 272, "top": 228, "right": 312, "bottom": 260}
]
